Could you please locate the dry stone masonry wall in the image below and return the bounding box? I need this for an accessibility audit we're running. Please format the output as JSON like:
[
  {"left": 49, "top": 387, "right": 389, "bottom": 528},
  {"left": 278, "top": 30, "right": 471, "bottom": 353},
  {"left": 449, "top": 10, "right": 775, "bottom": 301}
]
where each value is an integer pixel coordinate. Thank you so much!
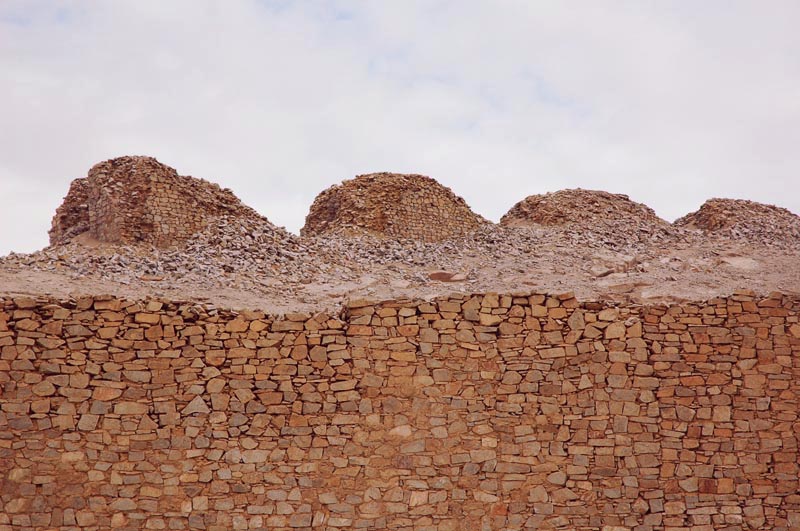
[
  {"left": 49, "top": 156, "right": 264, "bottom": 248},
  {"left": 1, "top": 292, "right": 799, "bottom": 530},
  {"left": 49, "top": 178, "right": 92, "bottom": 245},
  {"left": 302, "top": 172, "right": 488, "bottom": 242}
]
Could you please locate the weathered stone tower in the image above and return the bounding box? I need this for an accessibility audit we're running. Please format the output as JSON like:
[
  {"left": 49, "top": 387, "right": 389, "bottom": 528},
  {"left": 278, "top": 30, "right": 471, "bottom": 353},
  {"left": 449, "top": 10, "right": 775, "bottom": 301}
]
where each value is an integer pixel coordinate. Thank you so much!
[
  {"left": 49, "top": 156, "right": 262, "bottom": 248},
  {"left": 302, "top": 172, "right": 488, "bottom": 242}
]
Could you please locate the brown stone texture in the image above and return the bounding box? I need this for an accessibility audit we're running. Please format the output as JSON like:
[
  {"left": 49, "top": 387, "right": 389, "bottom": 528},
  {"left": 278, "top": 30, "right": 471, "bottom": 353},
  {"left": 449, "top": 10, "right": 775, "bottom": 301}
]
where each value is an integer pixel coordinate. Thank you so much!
[
  {"left": 500, "top": 189, "right": 672, "bottom": 243},
  {"left": 48, "top": 178, "right": 91, "bottom": 244},
  {"left": 49, "top": 156, "right": 264, "bottom": 248},
  {"left": 1, "top": 291, "right": 800, "bottom": 530},
  {"left": 675, "top": 198, "right": 800, "bottom": 244},
  {"left": 302, "top": 172, "right": 488, "bottom": 242}
]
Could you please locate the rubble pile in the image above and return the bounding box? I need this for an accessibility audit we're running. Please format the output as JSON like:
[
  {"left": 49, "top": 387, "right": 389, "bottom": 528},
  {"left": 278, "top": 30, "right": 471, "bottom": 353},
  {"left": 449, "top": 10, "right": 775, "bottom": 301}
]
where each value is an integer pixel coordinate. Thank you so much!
[
  {"left": 302, "top": 172, "right": 488, "bottom": 242},
  {"left": 9, "top": 213, "right": 318, "bottom": 287},
  {"left": 501, "top": 189, "right": 674, "bottom": 246},
  {"left": 675, "top": 198, "right": 800, "bottom": 249}
]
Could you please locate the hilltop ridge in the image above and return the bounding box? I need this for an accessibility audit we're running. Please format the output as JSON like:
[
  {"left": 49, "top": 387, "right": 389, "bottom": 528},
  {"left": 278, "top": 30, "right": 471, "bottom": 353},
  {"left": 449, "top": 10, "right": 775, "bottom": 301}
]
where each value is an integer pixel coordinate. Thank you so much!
[{"left": 1, "top": 156, "right": 798, "bottom": 312}]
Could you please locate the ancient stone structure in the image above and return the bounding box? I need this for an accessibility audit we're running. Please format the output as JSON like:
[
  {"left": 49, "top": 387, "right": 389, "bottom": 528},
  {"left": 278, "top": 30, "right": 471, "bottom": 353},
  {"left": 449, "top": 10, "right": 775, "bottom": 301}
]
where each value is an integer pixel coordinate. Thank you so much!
[
  {"left": 302, "top": 173, "right": 488, "bottom": 242},
  {"left": 48, "top": 178, "right": 91, "bottom": 245},
  {"left": 49, "top": 156, "right": 263, "bottom": 248},
  {"left": 500, "top": 189, "right": 662, "bottom": 227},
  {"left": 500, "top": 189, "right": 671, "bottom": 241},
  {"left": 675, "top": 198, "right": 800, "bottom": 246},
  {"left": 1, "top": 291, "right": 799, "bottom": 530}
]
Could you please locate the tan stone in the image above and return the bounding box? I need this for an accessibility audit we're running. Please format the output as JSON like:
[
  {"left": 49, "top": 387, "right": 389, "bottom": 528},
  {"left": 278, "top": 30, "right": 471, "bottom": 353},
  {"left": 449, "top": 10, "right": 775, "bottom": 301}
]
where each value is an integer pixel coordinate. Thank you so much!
[
  {"left": 182, "top": 396, "right": 210, "bottom": 415},
  {"left": 604, "top": 321, "right": 626, "bottom": 339},
  {"left": 135, "top": 312, "right": 161, "bottom": 324},
  {"left": 93, "top": 387, "right": 123, "bottom": 401},
  {"left": 114, "top": 402, "right": 148, "bottom": 415},
  {"left": 479, "top": 313, "right": 503, "bottom": 326},
  {"left": 32, "top": 380, "right": 56, "bottom": 396}
]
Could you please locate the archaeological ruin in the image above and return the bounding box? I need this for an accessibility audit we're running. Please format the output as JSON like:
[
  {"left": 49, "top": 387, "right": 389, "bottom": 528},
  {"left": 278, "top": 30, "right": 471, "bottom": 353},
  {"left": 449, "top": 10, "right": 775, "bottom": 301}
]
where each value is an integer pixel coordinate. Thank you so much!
[
  {"left": 302, "top": 172, "right": 488, "bottom": 242},
  {"left": 3, "top": 156, "right": 800, "bottom": 530},
  {"left": 49, "top": 156, "right": 265, "bottom": 249}
]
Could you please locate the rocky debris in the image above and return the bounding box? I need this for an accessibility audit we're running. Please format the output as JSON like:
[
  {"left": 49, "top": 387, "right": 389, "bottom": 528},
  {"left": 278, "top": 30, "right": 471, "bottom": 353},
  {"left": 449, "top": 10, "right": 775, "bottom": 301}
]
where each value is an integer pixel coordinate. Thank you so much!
[
  {"left": 3, "top": 158, "right": 800, "bottom": 311},
  {"left": 7, "top": 216, "right": 799, "bottom": 313},
  {"left": 11, "top": 212, "right": 317, "bottom": 293},
  {"left": 500, "top": 189, "right": 674, "bottom": 246},
  {"left": 302, "top": 172, "right": 489, "bottom": 242},
  {"left": 49, "top": 156, "right": 266, "bottom": 248},
  {"left": 675, "top": 198, "right": 800, "bottom": 249}
]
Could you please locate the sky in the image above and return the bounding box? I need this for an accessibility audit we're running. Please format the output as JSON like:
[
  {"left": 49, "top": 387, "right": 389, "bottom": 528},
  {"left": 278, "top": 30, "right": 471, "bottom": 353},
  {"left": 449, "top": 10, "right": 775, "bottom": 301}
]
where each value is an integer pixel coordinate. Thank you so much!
[{"left": 1, "top": 1, "right": 799, "bottom": 256}]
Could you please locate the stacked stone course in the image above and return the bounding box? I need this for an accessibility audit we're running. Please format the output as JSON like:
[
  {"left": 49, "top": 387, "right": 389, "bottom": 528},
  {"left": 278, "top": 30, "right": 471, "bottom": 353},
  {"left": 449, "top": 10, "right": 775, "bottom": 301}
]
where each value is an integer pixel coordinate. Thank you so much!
[
  {"left": 1, "top": 291, "right": 799, "bottom": 530},
  {"left": 49, "top": 178, "right": 92, "bottom": 244},
  {"left": 302, "top": 172, "right": 488, "bottom": 242},
  {"left": 49, "top": 156, "right": 265, "bottom": 248}
]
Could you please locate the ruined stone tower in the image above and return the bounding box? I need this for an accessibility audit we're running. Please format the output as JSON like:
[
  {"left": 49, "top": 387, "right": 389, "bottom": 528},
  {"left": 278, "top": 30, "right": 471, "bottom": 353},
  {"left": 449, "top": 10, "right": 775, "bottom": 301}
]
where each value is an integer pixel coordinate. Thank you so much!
[
  {"left": 49, "top": 156, "right": 262, "bottom": 248},
  {"left": 302, "top": 172, "right": 488, "bottom": 242}
]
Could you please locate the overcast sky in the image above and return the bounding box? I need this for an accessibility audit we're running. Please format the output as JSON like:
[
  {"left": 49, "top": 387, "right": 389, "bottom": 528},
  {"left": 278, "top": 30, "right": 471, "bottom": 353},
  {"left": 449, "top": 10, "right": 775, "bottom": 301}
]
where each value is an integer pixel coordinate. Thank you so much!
[{"left": 1, "top": 1, "right": 799, "bottom": 255}]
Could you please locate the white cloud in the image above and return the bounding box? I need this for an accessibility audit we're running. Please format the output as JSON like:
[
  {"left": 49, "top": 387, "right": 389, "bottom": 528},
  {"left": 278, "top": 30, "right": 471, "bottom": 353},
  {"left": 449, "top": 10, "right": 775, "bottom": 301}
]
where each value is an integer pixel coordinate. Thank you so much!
[{"left": 1, "top": 0, "right": 799, "bottom": 255}]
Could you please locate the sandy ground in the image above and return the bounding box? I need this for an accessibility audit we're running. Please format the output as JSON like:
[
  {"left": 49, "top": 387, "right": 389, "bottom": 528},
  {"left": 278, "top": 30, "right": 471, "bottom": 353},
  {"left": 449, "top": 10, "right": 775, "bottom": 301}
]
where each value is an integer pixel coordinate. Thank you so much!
[{"left": 2, "top": 240, "right": 798, "bottom": 313}]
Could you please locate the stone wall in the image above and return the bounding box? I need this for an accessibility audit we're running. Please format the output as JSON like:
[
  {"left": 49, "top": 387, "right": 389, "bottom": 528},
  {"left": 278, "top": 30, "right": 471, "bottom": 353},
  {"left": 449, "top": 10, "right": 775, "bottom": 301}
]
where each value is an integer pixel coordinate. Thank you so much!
[
  {"left": 1, "top": 291, "right": 799, "bottom": 531},
  {"left": 49, "top": 156, "right": 263, "bottom": 248},
  {"left": 302, "top": 173, "right": 488, "bottom": 242},
  {"left": 49, "top": 178, "right": 92, "bottom": 244}
]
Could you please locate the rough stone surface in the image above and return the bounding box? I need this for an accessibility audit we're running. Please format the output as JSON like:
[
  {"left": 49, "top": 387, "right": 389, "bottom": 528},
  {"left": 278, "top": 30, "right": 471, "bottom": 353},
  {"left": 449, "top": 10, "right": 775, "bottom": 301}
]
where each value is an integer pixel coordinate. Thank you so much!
[
  {"left": 48, "top": 177, "right": 91, "bottom": 245},
  {"left": 500, "top": 188, "right": 673, "bottom": 245},
  {"left": 1, "top": 291, "right": 799, "bottom": 530},
  {"left": 675, "top": 197, "right": 800, "bottom": 248},
  {"left": 302, "top": 172, "right": 488, "bottom": 242},
  {"left": 2, "top": 157, "right": 799, "bottom": 315},
  {"left": 49, "top": 156, "right": 268, "bottom": 248}
]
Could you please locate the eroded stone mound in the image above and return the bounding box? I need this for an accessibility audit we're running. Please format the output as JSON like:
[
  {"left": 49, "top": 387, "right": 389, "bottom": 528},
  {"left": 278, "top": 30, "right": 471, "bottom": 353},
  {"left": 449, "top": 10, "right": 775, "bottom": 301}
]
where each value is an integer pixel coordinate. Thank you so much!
[
  {"left": 302, "top": 172, "right": 488, "bottom": 242},
  {"left": 49, "top": 156, "right": 265, "bottom": 248},
  {"left": 675, "top": 198, "right": 800, "bottom": 247},
  {"left": 500, "top": 189, "right": 671, "bottom": 244}
]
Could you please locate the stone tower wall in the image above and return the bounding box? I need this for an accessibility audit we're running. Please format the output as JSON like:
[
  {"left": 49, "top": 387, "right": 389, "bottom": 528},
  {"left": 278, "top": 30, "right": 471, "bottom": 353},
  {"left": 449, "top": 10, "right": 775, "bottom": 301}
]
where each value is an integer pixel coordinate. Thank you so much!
[
  {"left": 48, "top": 178, "right": 91, "bottom": 244},
  {"left": 302, "top": 173, "right": 488, "bottom": 242},
  {"left": 49, "top": 157, "right": 260, "bottom": 248}
]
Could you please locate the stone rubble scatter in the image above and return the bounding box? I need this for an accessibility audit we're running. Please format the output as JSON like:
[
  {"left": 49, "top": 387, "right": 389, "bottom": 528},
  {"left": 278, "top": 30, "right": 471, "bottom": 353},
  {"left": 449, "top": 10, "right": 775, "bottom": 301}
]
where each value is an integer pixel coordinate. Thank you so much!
[{"left": 3, "top": 156, "right": 800, "bottom": 311}]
